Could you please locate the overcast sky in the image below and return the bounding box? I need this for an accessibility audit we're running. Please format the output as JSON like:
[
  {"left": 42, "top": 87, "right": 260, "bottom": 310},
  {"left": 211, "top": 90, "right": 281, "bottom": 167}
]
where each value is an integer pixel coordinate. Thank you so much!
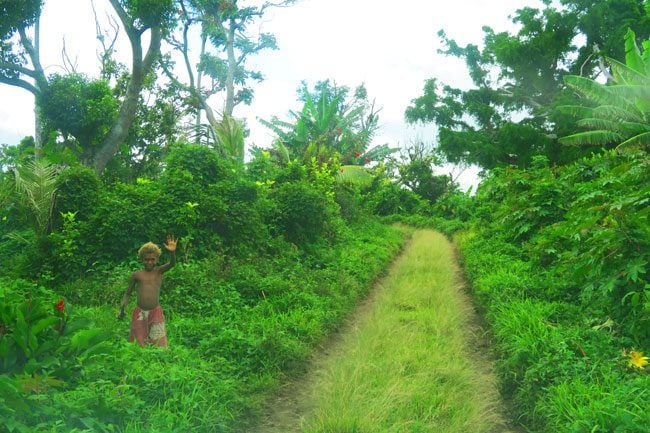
[{"left": 0, "top": 0, "right": 542, "bottom": 189}]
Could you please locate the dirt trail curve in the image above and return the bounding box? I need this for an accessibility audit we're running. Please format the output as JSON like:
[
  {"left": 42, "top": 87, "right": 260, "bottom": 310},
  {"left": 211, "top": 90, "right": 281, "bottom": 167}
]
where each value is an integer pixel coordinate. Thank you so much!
[{"left": 247, "top": 229, "right": 521, "bottom": 433}]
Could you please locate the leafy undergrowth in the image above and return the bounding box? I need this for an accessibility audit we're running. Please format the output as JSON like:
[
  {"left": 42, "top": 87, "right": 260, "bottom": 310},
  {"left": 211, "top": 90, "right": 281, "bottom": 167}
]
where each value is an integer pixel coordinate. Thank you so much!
[
  {"left": 0, "top": 218, "right": 403, "bottom": 433},
  {"left": 456, "top": 151, "right": 650, "bottom": 432}
]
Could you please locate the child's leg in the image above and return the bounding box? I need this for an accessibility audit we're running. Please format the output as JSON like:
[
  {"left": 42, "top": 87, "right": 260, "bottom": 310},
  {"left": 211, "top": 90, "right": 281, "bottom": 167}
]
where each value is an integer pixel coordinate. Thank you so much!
[
  {"left": 129, "top": 307, "right": 148, "bottom": 347},
  {"left": 148, "top": 306, "right": 168, "bottom": 348}
]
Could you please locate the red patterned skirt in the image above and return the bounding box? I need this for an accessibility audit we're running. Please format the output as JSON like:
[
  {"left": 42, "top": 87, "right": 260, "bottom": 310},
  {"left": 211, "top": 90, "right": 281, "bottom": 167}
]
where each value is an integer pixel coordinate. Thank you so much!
[{"left": 129, "top": 305, "right": 168, "bottom": 347}]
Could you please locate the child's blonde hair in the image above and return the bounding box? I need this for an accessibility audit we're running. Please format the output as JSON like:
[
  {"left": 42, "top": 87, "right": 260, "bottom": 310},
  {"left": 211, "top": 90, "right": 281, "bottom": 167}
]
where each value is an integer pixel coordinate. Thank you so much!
[{"left": 138, "top": 242, "right": 161, "bottom": 259}]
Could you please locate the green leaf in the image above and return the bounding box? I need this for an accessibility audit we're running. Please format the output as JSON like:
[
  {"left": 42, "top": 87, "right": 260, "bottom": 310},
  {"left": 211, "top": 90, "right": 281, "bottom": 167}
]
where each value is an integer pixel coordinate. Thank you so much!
[
  {"left": 30, "top": 316, "right": 59, "bottom": 337},
  {"left": 625, "top": 259, "right": 647, "bottom": 282},
  {"left": 616, "top": 131, "right": 650, "bottom": 152},
  {"left": 623, "top": 28, "right": 645, "bottom": 75},
  {"left": 70, "top": 328, "right": 104, "bottom": 350},
  {"left": 559, "top": 130, "right": 625, "bottom": 146},
  {"left": 336, "top": 165, "right": 373, "bottom": 187}
]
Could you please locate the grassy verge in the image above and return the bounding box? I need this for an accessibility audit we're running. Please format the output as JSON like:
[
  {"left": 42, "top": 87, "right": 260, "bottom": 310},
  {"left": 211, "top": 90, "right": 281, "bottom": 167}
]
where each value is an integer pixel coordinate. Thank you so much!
[{"left": 301, "top": 230, "right": 510, "bottom": 433}]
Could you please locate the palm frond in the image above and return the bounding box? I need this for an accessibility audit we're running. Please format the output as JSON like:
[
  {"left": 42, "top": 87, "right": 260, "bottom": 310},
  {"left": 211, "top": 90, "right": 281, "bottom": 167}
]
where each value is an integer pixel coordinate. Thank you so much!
[
  {"left": 186, "top": 123, "right": 217, "bottom": 146},
  {"left": 608, "top": 85, "right": 650, "bottom": 107},
  {"left": 564, "top": 75, "right": 618, "bottom": 105},
  {"left": 214, "top": 114, "right": 245, "bottom": 165},
  {"left": 271, "top": 139, "right": 292, "bottom": 165},
  {"left": 619, "top": 121, "right": 650, "bottom": 135},
  {"left": 623, "top": 28, "right": 646, "bottom": 75},
  {"left": 365, "top": 143, "right": 399, "bottom": 161},
  {"left": 616, "top": 131, "right": 650, "bottom": 151},
  {"left": 258, "top": 117, "right": 296, "bottom": 145},
  {"left": 592, "top": 105, "right": 645, "bottom": 123},
  {"left": 577, "top": 118, "right": 623, "bottom": 132},
  {"left": 14, "top": 159, "right": 58, "bottom": 235},
  {"left": 4, "top": 231, "right": 32, "bottom": 245},
  {"left": 559, "top": 130, "right": 625, "bottom": 146},
  {"left": 609, "top": 58, "right": 650, "bottom": 86}
]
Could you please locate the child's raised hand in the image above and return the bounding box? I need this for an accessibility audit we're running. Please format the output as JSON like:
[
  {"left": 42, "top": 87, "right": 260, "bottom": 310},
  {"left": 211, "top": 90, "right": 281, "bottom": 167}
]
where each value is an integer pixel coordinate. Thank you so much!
[{"left": 164, "top": 235, "right": 178, "bottom": 252}]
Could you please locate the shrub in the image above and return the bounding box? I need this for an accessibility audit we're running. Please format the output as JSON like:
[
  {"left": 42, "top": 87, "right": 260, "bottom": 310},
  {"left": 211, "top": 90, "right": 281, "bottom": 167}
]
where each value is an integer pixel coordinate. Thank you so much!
[
  {"left": 52, "top": 164, "right": 101, "bottom": 226},
  {"left": 165, "top": 142, "right": 233, "bottom": 186},
  {"left": 269, "top": 180, "right": 339, "bottom": 246}
]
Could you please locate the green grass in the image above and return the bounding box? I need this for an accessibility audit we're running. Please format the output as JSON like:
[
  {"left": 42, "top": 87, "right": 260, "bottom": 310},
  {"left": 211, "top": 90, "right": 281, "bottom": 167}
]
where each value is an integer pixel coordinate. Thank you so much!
[{"left": 301, "top": 230, "right": 509, "bottom": 433}]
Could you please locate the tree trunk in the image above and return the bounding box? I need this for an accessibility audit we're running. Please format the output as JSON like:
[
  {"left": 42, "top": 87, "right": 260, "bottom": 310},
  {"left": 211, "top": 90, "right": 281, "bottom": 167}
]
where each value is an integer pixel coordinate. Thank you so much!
[
  {"left": 225, "top": 23, "right": 236, "bottom": 116},
  {"left": 92, "top": 21, "right": 162, "bottom": 174},
  {"left": 18, "top": 18, "right": 47, "bottom": 155}
]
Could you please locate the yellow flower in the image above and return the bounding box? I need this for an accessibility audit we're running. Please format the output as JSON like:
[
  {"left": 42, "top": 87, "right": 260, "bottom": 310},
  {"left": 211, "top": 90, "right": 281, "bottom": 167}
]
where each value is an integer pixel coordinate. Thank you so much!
[{"left": 627, "top": 350, "right": 649, "bottom": 369}]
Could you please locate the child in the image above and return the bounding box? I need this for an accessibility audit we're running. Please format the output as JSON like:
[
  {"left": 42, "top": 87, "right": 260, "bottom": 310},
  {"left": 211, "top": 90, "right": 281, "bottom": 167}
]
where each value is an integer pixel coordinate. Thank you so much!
[{"left": 118, "top": 235, "right": 177, "bottom": 347}]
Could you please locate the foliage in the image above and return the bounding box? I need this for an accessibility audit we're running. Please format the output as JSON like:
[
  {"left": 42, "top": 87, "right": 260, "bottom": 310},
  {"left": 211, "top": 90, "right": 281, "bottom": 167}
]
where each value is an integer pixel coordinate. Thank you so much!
[
  {"left": 52, "top": 164, "right": 101, "bottom": 225},
  {"left": 12, "top": 158, "right": 57, "bottom": 237},
  {"left": 164, "top": 141, "right": 232, "bottom": 185},
  {"left": 0, "top": 0, "right": 42, "bottom": 36},
  {"left": 406, "top": 1, "right": 650, "bottom": 169},
  {"left": 107, "top": 78, "right": 183, "bottom": 182},
  {"left": 260, "top": 80, "right": 396, "bottom": 167},
  {"left": 456, "top": 147, "right": 649, "bottom": 432},
  {"left": 268, "top": 178, "right": 339, "bottom": 246},
  {"left": 0, "top": 215, "right": 404, "bottom": 432},
  {"left": 38, "top": 74, "right": 118, "bottom": 164},
  {"left": 0, "top": 0, "right": 173, "bottom": 170},
  {"left": 366, "top": 179, "right": 425, "bottom": 217},
  {"left": 213, "top": 113, "right": 246, "bottom": 166},
  {"left": 392, "top": 141, "right": 458, "bottom": 204},
  {"left": 559, "top": 29, "right": 650, "bottom": 151}
]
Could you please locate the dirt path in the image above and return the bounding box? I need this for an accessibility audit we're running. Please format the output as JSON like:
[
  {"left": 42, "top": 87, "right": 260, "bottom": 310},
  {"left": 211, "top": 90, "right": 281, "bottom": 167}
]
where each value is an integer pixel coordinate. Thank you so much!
[{"left": 248, "top": 229, "right": 520, "bottom": 433}]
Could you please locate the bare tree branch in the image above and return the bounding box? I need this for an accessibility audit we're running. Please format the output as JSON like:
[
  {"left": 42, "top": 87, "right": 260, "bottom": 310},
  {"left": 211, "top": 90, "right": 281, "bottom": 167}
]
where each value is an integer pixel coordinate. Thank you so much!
[{"left": 61, "top": 38, "right": 78, "bottom": 73}]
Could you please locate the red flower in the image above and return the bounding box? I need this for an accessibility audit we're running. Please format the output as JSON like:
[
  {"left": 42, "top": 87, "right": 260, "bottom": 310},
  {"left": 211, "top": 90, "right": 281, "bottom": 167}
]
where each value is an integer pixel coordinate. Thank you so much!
[
  {"left": 355, "top": 152, "right": 360, "bottom": 158},
  {"left": 365, "top": 157, "right": 370, "bottom": 163},
  {"left": 55, "top": 299, "right": 65, "bottom": 312}
]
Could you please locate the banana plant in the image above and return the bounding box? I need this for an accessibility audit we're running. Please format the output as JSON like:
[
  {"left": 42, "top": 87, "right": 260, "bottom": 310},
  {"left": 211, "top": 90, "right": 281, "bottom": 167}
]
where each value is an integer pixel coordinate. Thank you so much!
[
  {"left": 260, "top": 81, "right": 396, "bottom": 166},
  {"left": 558, "top": 29, "right": 650, "bottom": 152}
]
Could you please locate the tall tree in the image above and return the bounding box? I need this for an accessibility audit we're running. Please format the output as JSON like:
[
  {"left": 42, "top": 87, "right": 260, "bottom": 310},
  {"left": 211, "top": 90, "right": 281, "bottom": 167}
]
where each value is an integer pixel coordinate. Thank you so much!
[
  {"left": 0, "top": 0, "right": 47, "bottom": 151},
  {"left": 0, "top": 0, "right": 175, "bottom": 173},
  {"left": 405, "top": 0, "right": 650, "bottom": 170},
  {"left": 92, "top": 0, "right": 174, "bottom": 173},
  {"left": 164, "top": 0, "right": 294, "bottom": 148}
]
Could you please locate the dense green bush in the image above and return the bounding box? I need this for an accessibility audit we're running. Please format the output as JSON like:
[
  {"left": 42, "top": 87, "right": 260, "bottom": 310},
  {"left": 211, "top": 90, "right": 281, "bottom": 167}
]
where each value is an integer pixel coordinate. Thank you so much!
[
  {"left": 269, "top": 180, "right": 340, "bottom": 246},
  {"left": 164, "top": 142, "right": 233, "bottom": 186},
  {"left": 52, "top": 164, "right": 101, "bottom": 225},
  {"left": 367, "top": 179, "right": 425, "bottom": 216}
]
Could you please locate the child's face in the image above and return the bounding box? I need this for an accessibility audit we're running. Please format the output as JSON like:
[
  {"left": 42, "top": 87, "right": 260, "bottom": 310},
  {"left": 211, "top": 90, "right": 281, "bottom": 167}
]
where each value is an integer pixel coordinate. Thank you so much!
[{"left": 142, "top": 253, "right": 158, "bottom": 271}]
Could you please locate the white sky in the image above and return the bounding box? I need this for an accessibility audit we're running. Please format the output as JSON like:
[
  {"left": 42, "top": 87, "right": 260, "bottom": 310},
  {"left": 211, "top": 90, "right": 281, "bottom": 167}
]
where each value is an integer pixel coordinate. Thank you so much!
[{"left": 0, "top": 0, "right": 543, "bottom": 190}]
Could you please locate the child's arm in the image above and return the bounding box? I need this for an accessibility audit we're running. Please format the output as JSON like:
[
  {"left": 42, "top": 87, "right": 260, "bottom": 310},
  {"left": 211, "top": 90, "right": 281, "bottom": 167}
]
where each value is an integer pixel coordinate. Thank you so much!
[
  {"left": 159, "top": 235, "right": 178, "bottom": 273},
  {"left": 118, "top": 276, "right": 136, "bottom": 320}
]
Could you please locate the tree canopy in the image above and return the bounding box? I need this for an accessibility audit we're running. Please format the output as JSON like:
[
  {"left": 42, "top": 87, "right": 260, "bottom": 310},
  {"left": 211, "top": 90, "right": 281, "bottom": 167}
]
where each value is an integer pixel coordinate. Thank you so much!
[{"left": 406, "top": 0, "right": 650, "bottom": 170}]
